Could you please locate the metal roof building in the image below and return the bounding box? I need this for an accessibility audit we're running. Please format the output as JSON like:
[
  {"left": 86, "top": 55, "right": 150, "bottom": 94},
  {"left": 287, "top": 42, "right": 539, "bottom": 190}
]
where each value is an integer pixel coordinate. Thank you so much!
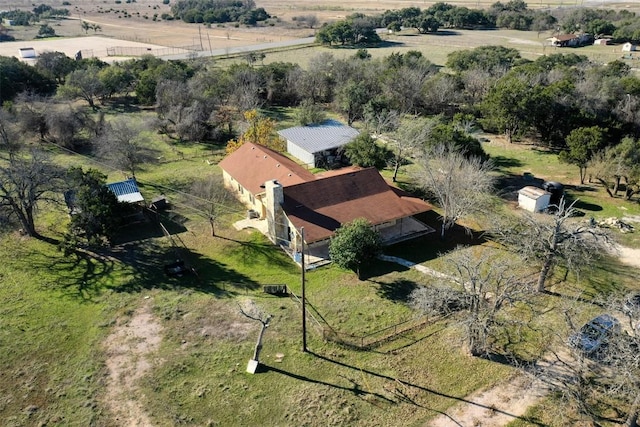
[
  {"left": 277, "top": 119, "right": 359, "bottom": 168},
  {"left": 106, "top": 179, "right": 144, "bottom": 203}
]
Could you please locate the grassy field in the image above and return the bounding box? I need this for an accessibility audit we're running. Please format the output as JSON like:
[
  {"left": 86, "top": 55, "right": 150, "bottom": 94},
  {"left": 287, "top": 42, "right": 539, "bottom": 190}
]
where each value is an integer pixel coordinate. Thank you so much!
[{"left": 4, "top": 5, "right": 640, "bottom": 421}]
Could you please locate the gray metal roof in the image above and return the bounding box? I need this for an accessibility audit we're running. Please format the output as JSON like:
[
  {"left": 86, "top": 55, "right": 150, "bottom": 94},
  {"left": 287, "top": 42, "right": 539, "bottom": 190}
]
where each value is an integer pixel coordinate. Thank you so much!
[
  {"left": 277, "top": 119, "right": 359, "bottom": 154},
  {"left": 106, "top": 179, "right": 144, "bottom": 203}
]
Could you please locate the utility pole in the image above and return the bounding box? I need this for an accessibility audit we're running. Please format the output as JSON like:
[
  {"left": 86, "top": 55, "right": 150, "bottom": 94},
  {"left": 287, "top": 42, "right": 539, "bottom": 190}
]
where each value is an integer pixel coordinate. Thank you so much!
[{"left": 301, "top": 227, "right": 307, "bottom": 353}]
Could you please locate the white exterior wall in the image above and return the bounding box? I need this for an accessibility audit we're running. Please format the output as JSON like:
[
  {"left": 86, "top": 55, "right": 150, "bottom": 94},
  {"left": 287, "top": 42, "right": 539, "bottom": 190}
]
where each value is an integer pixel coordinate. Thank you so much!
[
  {"left": 19, "top": 48, "right": 36, "bottom": 58},
  {"left": 623, "top": 43, "right": 637, "bottom": 52},
  {"left": 221, "top": 170, "right": 261, "bottom": 211},
  {"left": 286, "top": 140, "right": 315, "bottom": 167},
  {"left": 518, "top": 193, "right": 551, "bottom": 213}
]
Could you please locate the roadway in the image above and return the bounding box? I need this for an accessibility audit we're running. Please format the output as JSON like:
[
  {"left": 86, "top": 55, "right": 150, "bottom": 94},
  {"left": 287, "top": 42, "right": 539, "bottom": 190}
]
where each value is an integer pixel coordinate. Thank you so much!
[{"left": 159, "top": 36, "right": 316, "bottom": 60}]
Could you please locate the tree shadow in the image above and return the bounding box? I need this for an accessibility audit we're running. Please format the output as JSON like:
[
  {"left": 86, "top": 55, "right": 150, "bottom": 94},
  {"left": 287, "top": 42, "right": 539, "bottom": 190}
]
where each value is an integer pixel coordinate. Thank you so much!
[
  {"left": 383, "top": 211, "right": 488, "bottom": 265},
  {"left": 570, "top": 200, "right": 603, "bottom": 212},
  {"left": 294, "top": 350, "right": 547, "bottom": 426},
  {"left": 263, "top": 365, "right": 397, "bottom": 404},
  {"left": 105, "top": 239, "right": 259, "bottom": 296},
  {"left": 102, "top": 97, "right": 143, "bottom": 114},
  {"left": 261, "top": 106, "right": 293, "bottom": 122},
  {"left": 31, "top": 236, "right": 259, "bottom": 300},
  {"left": 491, "top": 155, "right": 524, "bottom": 172},
  {"left": 494, "top": 173, "right": 545, "bottom": 202},
  {"left": 370, "top": 279, "right": 418, "bottom": 303},
  {"left": 219, "top": 234, "right": 293, "bottom": 269},
  {"left": 30, "top": 248, "right": 116, "bottom": 301},
  {"left": 111, "top": 215, "right": 188, "bottom": 245}
]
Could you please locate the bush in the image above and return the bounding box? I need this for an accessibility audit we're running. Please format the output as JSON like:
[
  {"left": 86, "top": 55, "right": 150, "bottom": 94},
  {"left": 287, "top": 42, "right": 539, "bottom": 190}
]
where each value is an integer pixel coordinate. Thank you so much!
[{"left": 163, "top": 0, "right": 170, "bottom": 4}]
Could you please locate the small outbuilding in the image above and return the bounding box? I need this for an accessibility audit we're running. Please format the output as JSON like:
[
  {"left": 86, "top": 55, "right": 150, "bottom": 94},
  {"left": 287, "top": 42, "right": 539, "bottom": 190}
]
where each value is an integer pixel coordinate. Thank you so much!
[
  {"left": 18, "top": 47, "right": 36, "bottom": 59},
  {"left": 518, "top": 186, "right": 551, "bottom": 213},
  {"left": 277, "top": 119, "right": 359, "bottom": 168},
  {"left": 106, "top": 178, "right": 144, "bottom": 204},
  {"left": 622, "top": 42, "right": 637, "bottom": 52}
]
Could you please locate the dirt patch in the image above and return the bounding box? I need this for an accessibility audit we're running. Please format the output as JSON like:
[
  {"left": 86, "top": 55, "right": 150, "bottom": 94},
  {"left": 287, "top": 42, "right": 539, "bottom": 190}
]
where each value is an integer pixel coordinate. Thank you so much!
[
  {"left": 103, "top": 301, "right": 163, "bottom": 427},
  {"left": 428, "top": 373, "right": 547, "bottom": 427},
  {"left": 616, "top": 244, "right": 640, "bottom": 269}
]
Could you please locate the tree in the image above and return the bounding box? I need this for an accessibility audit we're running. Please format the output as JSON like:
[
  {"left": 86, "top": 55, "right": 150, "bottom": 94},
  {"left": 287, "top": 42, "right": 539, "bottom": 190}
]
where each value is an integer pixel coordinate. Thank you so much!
[
  {"left": 294, "top": 99, "right": 326, "bottom": 126},
  {"left": 58, "top": 66, "right": 104, "bottom": 109},
  {"left": 95, "top": 118, "right": 156, "bottom": 179},
  {"left": 37, "top": 24, "right": 56, "bottom": 38},
  {"left": 62, "top": 167, "right": 127, "bottom": 250},
  {"left": 493, "top": 198, "right": 610, "bottom": 293},
  {"left": 336, "top": 79, "right": 370, "bottom": 126},
  {"left": 344, "top": 132, "right": 391, "bottom": 170},
  {"left": 98, "top": 65, "right": 134, "bottom": 99},
  {"left": 560, "top": 126, "right": 606, "bottom": 184},
  {"left": 387, "top": 117, "right": 434, "bottom": 182},
  {"left": 413, "top": 144, "right": 494, "bottom": 240},
  {"left": 410, "top": 248, "right": 532, "bottom": 356},
  {"left": 190, "top": 175, "right": 235, "bottom": 237},
  {"left": 446, "top": 45, "right": 521, "bottom": 74},
  {"left": 81, "top": 20, "right": 90, "bottom": 34},
  {"left": 481, "top": 73, "right": 533, "bottom": 143},
  {"left": 0, "top": 149, "right": 63, "bottom": 239},
  {"left": 35, "top": 51, "right": 77, "bottom": 84},
  {"left": 329, "top": 218, "right": 381, "bottom": 279},
  {"left": 225, "top": 110, "right": 282, "bottom": 154},
  {"left": 0, "top": 56, "right": 55, "bottom": 104}
]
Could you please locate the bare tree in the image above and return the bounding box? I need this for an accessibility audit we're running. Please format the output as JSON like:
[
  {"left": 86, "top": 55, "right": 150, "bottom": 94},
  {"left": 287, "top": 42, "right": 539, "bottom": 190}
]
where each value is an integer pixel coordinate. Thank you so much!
[
  {"left": 413, "top": 143, "right": 494, "bottom": 240},
  {"left": 410, "top": 247, "right": 533, "bottom": 356},
  {"left": 0, "top": 109, "right": 22, "bottom": 154},
  {"left": 0, "top": 149, "right": 63, "bottom": 239},
  {"left": 95, "top": 118, "right": 157, "bottom": 179},
  {"left": 532, "top": 296, "right": 640, "bottom": 426},
  {"left": 493, "top": 198, "right": 610, "bottom": 293},
  {"left": 190, "top": 175, "right": 235, "bottom": 237},
  {"left": 387, "top": 117, "right": 436, "bottom": 183},
  {"left": 229, "top": 67, "right": 263, "bottom": 112},
  {"left": 363, "top": 108, "right": 400, "bottom": 137},
  {"left": 44, "top": 104, "right": 92, "bottom": 149},
  {"left": 238, "top": 300, "right": 272, "bottom": 374}
]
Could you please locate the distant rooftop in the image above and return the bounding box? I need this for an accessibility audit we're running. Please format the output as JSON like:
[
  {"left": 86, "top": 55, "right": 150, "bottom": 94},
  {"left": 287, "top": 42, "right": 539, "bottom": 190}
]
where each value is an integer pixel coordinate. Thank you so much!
[{"left": 277, "top": 119, "right": 359, "bottom": 154}]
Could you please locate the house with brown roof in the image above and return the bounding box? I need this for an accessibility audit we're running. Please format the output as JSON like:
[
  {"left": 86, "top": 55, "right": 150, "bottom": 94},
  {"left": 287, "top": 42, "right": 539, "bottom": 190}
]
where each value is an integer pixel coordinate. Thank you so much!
[
  {"left": 219, "top": 142, "right": 433, "bottom": 266},
  {"left": 547, "top": 33, "right": 592, "bottom": 47},
  {"left": 218, "top": 142, "right": 316, "bottom": 218}
]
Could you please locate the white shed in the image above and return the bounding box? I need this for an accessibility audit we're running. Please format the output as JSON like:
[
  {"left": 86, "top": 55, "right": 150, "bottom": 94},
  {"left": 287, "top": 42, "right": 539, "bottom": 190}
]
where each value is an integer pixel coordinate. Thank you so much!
[
  {"left": 277, "top": 119, "right": 359, "bottom": 168},
  {"left": 18, "top": 47, "right": 36, "bottom": 59},
  {"left": 622, "top": 42, "right": 637, "bottom": 52},
  {"left": 518, "top": 186, "right": 551, "bottom": 213}
]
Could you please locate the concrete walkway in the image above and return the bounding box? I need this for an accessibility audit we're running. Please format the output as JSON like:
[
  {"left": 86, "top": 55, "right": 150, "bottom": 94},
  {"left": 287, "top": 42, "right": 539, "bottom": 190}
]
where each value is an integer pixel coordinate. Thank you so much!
[{"left": 377, "top": 254, "right": 454, "bottom": 281}]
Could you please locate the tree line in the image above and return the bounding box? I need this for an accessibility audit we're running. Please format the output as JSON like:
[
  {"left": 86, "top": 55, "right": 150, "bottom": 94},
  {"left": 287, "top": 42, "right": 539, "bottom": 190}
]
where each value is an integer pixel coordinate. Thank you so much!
[
  {"left": 170, "top": 0, "right": 270, "bottom": 25},
  {"left": 316, "top": 2, "right": 640, "bottom": 46},
  {"left": 3, "top": 41, "right": 640, "bottom": 194}
]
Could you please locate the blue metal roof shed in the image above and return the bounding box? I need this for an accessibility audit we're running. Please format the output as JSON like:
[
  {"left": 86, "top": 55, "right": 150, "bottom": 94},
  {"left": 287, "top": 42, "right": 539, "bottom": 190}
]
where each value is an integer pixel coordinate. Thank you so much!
[
  {"left": 277, "top": 119, "right": 359, "bottom": 167},
  {"left": 106, "top": 179, "right": 144, "bottom": 203}
]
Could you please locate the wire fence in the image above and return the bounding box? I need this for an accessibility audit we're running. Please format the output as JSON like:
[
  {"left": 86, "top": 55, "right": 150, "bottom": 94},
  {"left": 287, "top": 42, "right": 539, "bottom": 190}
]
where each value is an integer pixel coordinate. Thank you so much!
[
  {"left": 286, "top": 286, "right": 435, "bottom": 350},
  {"left": 106, "top": 45, "right": 194, "bottom": 57}
]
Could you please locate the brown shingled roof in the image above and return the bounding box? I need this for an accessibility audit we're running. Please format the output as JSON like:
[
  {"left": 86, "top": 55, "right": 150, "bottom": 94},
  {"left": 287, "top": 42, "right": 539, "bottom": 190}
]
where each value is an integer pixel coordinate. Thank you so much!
[
  {"left": 282, "top": 168, "right": 431, "bottom": 243},
  {"left": 218, "top": 142, "right": 315, "bottom": 195}
]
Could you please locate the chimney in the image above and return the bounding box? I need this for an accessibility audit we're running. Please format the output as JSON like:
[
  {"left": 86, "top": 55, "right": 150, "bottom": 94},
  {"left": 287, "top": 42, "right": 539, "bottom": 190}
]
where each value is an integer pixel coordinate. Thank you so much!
[{"left": 264, "top": 180, "right": 285, "bottom": 244}]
